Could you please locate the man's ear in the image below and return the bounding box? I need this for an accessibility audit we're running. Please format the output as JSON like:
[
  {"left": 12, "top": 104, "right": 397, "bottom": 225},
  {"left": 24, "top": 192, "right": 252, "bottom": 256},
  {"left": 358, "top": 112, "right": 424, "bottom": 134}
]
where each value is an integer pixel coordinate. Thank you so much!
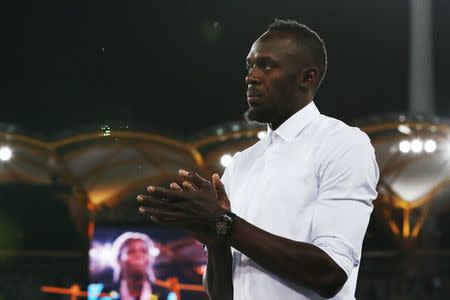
[{"left": 298, "top": 67, "right": 318, "bottom": 89}]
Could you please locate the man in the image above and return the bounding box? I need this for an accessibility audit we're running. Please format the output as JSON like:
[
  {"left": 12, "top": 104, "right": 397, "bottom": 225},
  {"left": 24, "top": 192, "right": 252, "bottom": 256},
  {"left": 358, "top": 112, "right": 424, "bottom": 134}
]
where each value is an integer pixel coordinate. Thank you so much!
[
  {"left": 109, "top": 232, "right": 168, "bottom": 300},
  {"left": 137, "top": 19, "right": 379, "bottom": 299}
]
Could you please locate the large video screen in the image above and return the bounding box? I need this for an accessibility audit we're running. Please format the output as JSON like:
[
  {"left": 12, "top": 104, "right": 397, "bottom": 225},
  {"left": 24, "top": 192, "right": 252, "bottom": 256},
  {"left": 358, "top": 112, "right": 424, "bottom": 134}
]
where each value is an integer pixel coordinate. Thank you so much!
[{"left": 89, "top": 225, "right": 208, "bottom": 300}]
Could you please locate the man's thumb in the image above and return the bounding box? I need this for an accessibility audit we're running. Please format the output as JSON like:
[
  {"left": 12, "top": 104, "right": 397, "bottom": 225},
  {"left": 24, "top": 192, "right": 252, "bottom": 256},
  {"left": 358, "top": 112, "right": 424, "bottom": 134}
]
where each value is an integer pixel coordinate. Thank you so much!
[{"left": 212, "top": 173, "right": 230, "bottom": 209}]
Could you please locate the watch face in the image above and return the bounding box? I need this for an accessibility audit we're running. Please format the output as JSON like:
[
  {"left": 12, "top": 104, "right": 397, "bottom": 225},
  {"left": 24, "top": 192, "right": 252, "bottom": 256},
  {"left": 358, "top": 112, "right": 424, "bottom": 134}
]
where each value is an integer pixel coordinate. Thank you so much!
[
  {"left": 216, "top": 221, "right": 229, "bottom": 235},
  {"left": 215, "top": 212, "right": 234, "bottom": 238}
]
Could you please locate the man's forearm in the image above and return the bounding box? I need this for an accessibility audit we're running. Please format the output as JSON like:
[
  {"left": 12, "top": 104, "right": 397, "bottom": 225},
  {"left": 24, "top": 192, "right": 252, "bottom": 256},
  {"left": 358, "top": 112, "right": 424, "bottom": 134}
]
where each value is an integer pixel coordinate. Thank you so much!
[
  {"left": 204, "top": 245, "right": 233, "bottom": 300},
  {"left": 229, "top": 217, "right": 347, "bottom": 299}
]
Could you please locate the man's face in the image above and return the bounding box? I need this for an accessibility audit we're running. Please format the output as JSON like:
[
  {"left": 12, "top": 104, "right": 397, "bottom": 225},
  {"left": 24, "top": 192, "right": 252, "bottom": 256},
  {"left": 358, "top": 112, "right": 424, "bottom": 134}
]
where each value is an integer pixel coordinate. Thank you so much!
[
  {"left": 120, "top": 239, "right": 150, "bottom": 276},
  {"left": 244, "top": 32, "right": 303, "bottom": 125}
]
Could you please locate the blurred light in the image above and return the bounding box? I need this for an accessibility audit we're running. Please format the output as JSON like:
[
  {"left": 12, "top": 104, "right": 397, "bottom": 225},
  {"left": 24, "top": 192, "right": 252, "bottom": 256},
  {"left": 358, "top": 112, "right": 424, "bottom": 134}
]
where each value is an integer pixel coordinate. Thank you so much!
[
  {"left": 231, "top": 124, "right": 240, "bottom": 131},
  {"left": 216, "top": 128, "right": 224, "bottom": 135},
  {"left": 87, "top": 283, "right": 104, "bottom": 300},
  {"left": 194, "top": 264, "right": 207, "bottom": 275},
  {"left": 424, "top": 139, "right": 437, "bottom": 153},
  {"left": 201, "top": 21, "right": 222, "bottom": 42},
  {"left": 398, "top": 125, "right": 411, "bottom": 135},
  {"left": 167, "top": 292, "right": 178, "bottom": 300},
  {"left": 411, "top": 139, "right": 423, "bottom": 153},
  {"left": 257, "top": 130, "right": 267, "bottom": 139},
  {"left": 149, "top": 247, "right": 160, "bottom": 257},
  {"left": 399, "top": 140, "right": 411, "bottom": 153},
  {"left": 101, "top": 124, "right": 111, "bottom": 136},
  {"left": 220, "top": 154, "right": 233, "bottom": 167},
  {"left": 0, "top": 146, "right": 12, "bottom": 161},
  {"left": 90, "top": 243, "right": 115, "bottom": 266}
]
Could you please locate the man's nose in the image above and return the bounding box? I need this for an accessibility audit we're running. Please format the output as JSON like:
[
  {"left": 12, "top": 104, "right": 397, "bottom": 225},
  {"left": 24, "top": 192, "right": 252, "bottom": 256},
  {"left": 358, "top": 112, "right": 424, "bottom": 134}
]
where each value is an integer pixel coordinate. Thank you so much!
[{"left": 245, "top": 67, "right": 260, "bottom": 85}]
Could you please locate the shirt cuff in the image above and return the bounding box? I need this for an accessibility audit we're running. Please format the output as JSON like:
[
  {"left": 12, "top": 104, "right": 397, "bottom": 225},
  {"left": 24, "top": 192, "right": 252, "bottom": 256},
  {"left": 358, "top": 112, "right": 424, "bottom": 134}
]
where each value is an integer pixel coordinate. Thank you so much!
[{"left": 312, "top": 236, "right": 360, "bottom": 277}]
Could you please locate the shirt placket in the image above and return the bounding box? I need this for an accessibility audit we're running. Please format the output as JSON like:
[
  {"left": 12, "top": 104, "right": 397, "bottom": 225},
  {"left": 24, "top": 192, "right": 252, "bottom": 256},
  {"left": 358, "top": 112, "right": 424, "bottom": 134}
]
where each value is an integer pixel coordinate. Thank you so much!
[{"left": 257, "top": 134, "right": 282, "bottom": 211}]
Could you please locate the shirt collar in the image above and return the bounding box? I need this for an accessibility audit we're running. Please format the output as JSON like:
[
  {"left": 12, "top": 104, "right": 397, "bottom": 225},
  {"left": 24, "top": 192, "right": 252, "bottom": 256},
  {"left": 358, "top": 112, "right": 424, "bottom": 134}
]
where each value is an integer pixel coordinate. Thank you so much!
[{"left": 266, "top": 101, "right": 320, "bottom": 145}]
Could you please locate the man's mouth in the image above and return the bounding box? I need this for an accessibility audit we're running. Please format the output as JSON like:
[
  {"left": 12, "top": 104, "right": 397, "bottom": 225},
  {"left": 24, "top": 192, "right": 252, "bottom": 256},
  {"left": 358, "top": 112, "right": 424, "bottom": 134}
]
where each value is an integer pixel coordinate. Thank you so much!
[
  {"left": 247, "top": 96, "right": 263, "bottom": 106},
  {"left": 247, "top": 87, "right": 265, "bottom": 105}
]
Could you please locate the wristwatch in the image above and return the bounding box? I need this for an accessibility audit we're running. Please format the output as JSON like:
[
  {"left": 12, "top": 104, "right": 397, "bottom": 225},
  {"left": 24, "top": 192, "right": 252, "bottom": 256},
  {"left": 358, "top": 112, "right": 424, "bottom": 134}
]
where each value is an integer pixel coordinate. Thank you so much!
[{"left": 215, "top": 211, "right": 236, "bottom": 239}]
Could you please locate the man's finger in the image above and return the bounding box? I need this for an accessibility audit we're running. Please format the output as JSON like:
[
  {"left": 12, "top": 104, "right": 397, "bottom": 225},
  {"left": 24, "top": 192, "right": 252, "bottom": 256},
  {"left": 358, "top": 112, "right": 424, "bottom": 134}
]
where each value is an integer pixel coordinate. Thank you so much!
[
  {"left": 179, "top": 169, "right": 211, "bottom": 190},
  {"left": 170, "top": 182, "right": 183, "bottom": 191},
  {"left": 183, "top": 181, "right": 197, "bottom": 191},
  {"left": 137, "top": 194, "right": 173, "bottom": 209},
  {"left": 146, "top": 186, "right": 184, "bottom": 201},
  {"left": 139, "top": 207, "right": 183, "bottom": 223},
  {"left": 150, "top": 216, "right": 183, "bottom": 226},
  {"left": 151, "top": 218, "right": 187, "bottom": 226}
]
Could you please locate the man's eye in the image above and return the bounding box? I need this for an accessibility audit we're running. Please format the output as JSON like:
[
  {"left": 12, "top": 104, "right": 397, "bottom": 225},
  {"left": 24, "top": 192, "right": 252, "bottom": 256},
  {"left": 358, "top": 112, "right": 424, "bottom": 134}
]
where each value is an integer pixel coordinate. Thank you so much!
[{"left": 263, "top": 64, "right": 273, "bottom": 70}]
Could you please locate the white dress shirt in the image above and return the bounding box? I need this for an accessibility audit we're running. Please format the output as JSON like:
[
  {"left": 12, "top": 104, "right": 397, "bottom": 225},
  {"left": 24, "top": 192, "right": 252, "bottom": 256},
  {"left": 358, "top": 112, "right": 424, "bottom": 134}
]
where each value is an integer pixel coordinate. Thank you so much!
[{"left": 221, "top": 101, "right": 379, "bottom": 300}]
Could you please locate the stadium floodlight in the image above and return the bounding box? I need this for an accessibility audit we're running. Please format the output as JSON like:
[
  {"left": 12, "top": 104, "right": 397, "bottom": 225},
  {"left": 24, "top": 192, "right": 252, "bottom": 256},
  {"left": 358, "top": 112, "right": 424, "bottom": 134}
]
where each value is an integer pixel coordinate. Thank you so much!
[
  {"left": 399, "top": 140, "right": 411, "bottom": 153},
  {"left": 220, "top": 154, "right": 233, "bottom": 167},
  {"left": 411, "top": 139, "right": 423, "bottom": 153},
  {"left": 257, "top": 130, "right": 267, "bottom": 139},
  {"left": 424, "top": 140, "right": 437, "bottom": 153},
  {"left": 398, "top": 125, "right": 412, "bottom": 135},
  {"left": 0, "top": 146, "right": 12, "bottom": 161}
]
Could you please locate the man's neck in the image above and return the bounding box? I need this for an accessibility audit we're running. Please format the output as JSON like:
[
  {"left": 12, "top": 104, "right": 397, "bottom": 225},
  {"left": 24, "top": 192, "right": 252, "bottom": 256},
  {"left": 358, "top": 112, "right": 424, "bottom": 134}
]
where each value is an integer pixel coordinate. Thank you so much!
[{"left": 269, "top": 99, "right": 312, "bottom": 130}]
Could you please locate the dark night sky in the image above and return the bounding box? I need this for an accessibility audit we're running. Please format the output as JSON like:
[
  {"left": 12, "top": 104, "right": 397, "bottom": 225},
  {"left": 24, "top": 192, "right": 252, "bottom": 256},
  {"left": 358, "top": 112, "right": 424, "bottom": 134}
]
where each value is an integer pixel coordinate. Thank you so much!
[{"left": 2, "top": 0, "right": 449, "bottom": 137}]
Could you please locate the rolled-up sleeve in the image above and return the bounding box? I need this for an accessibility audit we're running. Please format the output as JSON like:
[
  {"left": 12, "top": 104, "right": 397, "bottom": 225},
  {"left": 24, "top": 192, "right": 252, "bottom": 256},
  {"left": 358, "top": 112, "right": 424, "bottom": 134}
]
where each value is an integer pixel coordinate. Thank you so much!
[{"left": 311, "top": 129, "right": 379, "bottom": 277}]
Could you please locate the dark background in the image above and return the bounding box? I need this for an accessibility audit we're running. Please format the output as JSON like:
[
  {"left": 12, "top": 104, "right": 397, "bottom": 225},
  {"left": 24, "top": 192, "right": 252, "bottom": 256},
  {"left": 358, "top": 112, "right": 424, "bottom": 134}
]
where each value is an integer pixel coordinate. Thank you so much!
[
  {"left": 2, "top": 0, "right": 449, "bottom": 136},
  {"left": 1, "top": 1, "right": 450, "bottom": 299}
]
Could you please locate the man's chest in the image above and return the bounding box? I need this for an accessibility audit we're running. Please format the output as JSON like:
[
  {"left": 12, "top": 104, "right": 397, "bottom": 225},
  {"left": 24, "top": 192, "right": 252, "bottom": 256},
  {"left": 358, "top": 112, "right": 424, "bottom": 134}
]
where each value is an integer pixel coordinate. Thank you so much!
[{"left": 230, "top": 141, "right": 319, "bottom": 239}]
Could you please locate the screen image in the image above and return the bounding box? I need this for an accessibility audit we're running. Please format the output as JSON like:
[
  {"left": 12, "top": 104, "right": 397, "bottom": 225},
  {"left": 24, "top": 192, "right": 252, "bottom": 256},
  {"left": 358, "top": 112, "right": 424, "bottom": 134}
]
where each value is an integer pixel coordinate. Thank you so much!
[{"left": 89, "top": 225, "right": 208, "bottom": 300}]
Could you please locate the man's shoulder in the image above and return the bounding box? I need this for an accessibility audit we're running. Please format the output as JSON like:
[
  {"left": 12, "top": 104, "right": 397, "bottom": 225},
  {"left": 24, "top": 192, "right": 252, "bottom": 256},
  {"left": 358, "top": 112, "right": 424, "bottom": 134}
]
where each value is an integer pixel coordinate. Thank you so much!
[
  {"left": 309, "top": 114, "right": 373, "bottom": 162},
  {"left": 313, "top": 114, "right": 370, "bottom": 144}
]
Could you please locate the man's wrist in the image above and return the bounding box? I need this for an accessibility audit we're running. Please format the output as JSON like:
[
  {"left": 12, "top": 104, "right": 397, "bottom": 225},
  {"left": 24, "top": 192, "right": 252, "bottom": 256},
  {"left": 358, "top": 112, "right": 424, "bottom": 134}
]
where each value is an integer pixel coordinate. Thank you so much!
[
  {"left": 203, "top": 241, "right": 230, "bottom": 252},
  {"left": 204, "top": 237, "right": 234, "bottom": 257},
  {"left": 214, "top": 210, "right": 236, "bottom": 240}
]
